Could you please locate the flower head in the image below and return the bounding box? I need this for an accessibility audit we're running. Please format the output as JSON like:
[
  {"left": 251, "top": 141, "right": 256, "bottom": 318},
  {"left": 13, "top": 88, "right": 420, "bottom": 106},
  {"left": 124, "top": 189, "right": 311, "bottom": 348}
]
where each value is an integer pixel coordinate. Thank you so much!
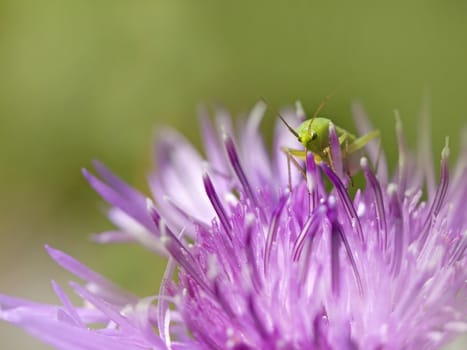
[{"left": 1, "top": 102, "right": 466, "bottom": 349}]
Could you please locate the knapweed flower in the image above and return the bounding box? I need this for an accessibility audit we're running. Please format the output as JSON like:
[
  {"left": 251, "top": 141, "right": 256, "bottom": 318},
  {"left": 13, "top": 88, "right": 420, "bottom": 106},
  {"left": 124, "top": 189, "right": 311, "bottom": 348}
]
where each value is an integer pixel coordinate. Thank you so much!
[{"left": 1, "top": 101, "right": 466, "bottom": 349}]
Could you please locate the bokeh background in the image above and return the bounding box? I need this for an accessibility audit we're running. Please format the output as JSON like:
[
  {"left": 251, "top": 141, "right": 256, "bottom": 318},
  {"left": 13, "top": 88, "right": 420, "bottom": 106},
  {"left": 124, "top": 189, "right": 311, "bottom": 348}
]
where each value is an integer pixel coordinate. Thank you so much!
[{"left": 0, "top": 1, "right": 466, "bottom": 348}]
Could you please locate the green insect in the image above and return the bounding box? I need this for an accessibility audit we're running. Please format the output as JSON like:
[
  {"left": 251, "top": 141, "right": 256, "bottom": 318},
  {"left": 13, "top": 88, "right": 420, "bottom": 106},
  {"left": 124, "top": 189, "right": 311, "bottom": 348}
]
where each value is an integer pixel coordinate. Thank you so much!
[{"left": 280, "top": 101, "right": 380, "bottom": 177}]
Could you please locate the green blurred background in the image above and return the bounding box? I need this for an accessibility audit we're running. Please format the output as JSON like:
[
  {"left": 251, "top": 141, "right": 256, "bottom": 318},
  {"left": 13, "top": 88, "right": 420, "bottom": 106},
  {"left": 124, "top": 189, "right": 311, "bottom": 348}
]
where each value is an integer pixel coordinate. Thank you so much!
[{"left": 0, "top": 1, "right": 466, "bottom": 348}]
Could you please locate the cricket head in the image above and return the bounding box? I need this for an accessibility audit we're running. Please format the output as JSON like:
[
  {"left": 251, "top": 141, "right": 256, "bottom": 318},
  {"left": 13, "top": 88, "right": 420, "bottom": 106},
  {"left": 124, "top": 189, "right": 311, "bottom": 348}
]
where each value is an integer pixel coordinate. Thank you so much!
[{"left": 296, "top": 117, "right": 331, "bottom": 154}]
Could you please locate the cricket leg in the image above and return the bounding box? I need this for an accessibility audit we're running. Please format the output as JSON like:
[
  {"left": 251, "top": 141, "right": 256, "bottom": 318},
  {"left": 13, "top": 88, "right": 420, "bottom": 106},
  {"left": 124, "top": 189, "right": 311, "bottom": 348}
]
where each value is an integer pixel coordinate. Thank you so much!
[
  {"left": 281, "top": 147, "right": 307, "bottom": 190},
  {"left": 338, "top": 132, "right": 351, "bottom": 146},
  {"left": 346, "top": 129, "right": 380, "bottom": 154},
  {"left": 286, "top": 147, "right": 327, "bottom": 169},
  {"left": 323, "top": 147, "right": 335, "bottom": 172},
  {"left": 283, "top": 147, "right": 307, "bottom": 160}
]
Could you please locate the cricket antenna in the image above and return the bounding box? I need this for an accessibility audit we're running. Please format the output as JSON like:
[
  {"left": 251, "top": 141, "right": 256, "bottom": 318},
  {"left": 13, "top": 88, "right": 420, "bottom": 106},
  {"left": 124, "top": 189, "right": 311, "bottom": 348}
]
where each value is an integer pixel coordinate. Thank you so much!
[
  {"left": 260, "top": 95, "right": 300, "bottom": 139},
  {"left": 308, "top": 89, "right": 338, "bottom": 134},
  {"left": 278, "top": 113, "right": 300, "bottom": 139}
]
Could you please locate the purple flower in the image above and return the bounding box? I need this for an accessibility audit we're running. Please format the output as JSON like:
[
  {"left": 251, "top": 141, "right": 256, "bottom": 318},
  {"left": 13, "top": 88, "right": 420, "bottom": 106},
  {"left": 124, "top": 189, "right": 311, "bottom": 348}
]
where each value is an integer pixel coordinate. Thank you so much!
[{"left": 1, "top": 102, "right": 466, "bottom": 349}]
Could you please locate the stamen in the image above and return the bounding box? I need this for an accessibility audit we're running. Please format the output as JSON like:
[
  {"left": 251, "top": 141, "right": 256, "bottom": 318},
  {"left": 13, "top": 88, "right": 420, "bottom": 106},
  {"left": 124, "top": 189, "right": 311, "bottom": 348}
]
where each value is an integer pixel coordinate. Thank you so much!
[
  {"left": 245, "top": 216, "right": 263, "bottom": 292},
  {"left": 306, "top": 153, "right": 320, "bottom": 212},
  {"left": 291, "top": 209, "right": 321, "bottom": 261},
  {"left": 190, "top": 322, "right": 224, "bottom": 350},
  {"left": 224, "top": 135, "right": 265, "bottom": 222},
  {"left": 418, "top": 138, "right": 450, "bottom": 253},
  {"left": 327, "top": 199, "right": 364, "bottom": 296},
  {"left": 328, "top": 122, "right": 344, "bottom": 179},
  {"left": 313, "top": 311, "right": 330, "bottom": 349},
  {"left": 449, "top": 231, "right": 466, "bottom": 265},
  {"left": 330, "top": 217, "right": 341, "bottom": 297},
  {"left": 352, "top": 102, "right": 388, "bottom": 182},
  {"left": 264, "top": 196, "right": 287, "bottom": 274},
  {"left": 51, "top": 281, "right": 84, "bottom": 328},
  {"left": 146, "top": 198, "right": 161, "bottom": 226},
  {"left": 361, "top": 157, "right": 388, "bottom": 251},
  {"left": 198, "top": 108, "right": 226, "bottom": 173},
  {"left": 417, "top": 96, "right": 436, "bottom": 200},
  {"left": 212, "top": 279, "right": 236, "bottom": 319},
  {"left": 82, "top": 168, "right": 154, "bottom": 231},
  {"left": 321, "top": 164, "right": 364, "bottom": 243},
  {"left": 162, "top": 195, "right": 209, "bottom": 229},
  {"left": 247, "top": 295, "right": 269, "bottom": 339},
  {"left": 45, "top": 245, "right": 137, "bottom": 304},
  {"left": 203, "top": 173, "right": 233, "bottom": 240},
  {"left": 210, "top": 219, "right": 239, "bottom": 275},
  {"left": 157, "top": 257, "right": 176, "bottom": 345},
  {"left": 69, "top": 282, "right": 133, "bottom": 329},
  {"left": 92, "top": 160, "right": 147, "bottom": 206},
  {"left": 387, "top": 184, "right": 403, "bottom": 276},
  {"left": 147, "top": 203, "right": 213, "bottom": 295}
]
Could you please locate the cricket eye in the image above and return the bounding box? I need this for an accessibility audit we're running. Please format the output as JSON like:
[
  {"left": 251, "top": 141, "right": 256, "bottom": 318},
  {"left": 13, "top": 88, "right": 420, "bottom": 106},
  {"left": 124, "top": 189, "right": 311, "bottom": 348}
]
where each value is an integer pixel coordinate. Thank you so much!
[{"left": 311, "top": 132, "right": 318, "bottom": 141}]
